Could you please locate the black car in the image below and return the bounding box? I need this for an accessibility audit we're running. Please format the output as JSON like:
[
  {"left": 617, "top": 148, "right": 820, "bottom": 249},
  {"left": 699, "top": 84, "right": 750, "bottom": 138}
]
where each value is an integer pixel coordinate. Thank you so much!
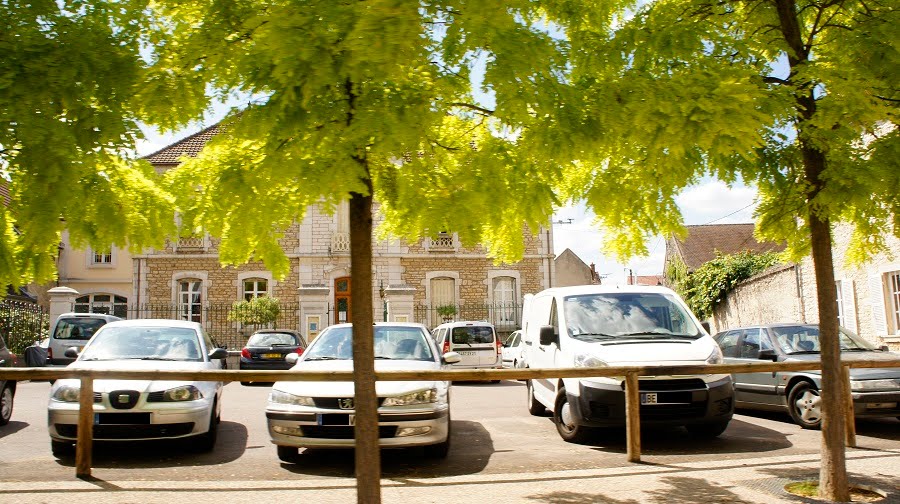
[
  {"left": 239, "top": 329, "right": 307, "bottom": 385},
  {"left": 1, "top": 333, "right": 17, "bottom": 425},
  {"left": 713, "top": 323, "right": 900, "bottom": 428}
]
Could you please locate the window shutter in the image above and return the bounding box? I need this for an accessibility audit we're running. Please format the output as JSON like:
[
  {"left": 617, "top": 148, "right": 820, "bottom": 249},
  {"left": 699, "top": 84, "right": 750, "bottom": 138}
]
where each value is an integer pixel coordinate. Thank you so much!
[
  {"left": 841, "top": 280, "right": 857, "bottom": 333},
  {"left": 868, "top": 274, "right": 888, "bottom": 335}
]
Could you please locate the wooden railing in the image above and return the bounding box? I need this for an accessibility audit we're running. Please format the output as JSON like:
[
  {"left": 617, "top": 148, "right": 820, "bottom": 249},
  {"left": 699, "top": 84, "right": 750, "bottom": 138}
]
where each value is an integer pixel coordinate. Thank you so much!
[{"left": 2, "top": 359, "right": 899, "bottom": 479}]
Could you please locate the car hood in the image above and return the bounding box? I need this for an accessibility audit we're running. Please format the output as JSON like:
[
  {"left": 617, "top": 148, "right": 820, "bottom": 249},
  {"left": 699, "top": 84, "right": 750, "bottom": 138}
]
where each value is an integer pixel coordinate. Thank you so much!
[
  {"left": 785, "top": 351, "right": 900, "bottom": 379},
  {"left": 568, "top": 337, "right": 717, "bottom": 365},
  {"left": 273, "top": 359, "right": 442, "bottom": 397},
  {"left": 53, "top": 359, "right": 212, "bottom": 392}
]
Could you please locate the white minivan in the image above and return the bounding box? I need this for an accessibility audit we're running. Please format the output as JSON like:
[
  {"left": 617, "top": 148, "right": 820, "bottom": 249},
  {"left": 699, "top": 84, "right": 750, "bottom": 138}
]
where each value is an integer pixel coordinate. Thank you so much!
[
  {"left": 431, "top": 321, "right": 501, "bottom": 371},
  {"left": 523, "top": 285, "right": 733, "bottom": 443}
]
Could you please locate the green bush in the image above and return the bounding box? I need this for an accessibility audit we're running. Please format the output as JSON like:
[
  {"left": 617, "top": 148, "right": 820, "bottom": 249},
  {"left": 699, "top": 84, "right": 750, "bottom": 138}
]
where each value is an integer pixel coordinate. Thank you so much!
[
  {"left": 227, "top": 296, "right": 281, "bottom": 327},
  {"left": 672, "top": 251, "right": 781, "bottom": 320}
]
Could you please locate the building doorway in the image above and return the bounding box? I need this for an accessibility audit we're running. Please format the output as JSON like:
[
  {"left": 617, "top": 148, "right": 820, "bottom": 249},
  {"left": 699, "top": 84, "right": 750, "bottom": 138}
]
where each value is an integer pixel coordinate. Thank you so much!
[{"left": 334, "top": 276, "right": 351, "bottom": 324}]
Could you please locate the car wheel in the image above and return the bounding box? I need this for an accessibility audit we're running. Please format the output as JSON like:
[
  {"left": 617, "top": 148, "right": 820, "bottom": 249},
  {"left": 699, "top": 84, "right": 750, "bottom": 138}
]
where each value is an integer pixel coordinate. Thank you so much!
[
  {"left": 554, "top": 388, "right": 592, "bottom": 443},
  {"left": 423, "top": 414, "right": 451, "bottom": 458},
  {"left": 0, "top": 383, "right": 13, "bottom": 426},
  {"left": 277, "top": 445, "right": 298, "bottom": 463},
  {"left": 788, "top": 381, "right": 822, "bottom": 429},
  {"left": 194, "top": 402, "right": 219, "bottom": 452},
  {"left": 685, "top": 421, "right": 730, "bottom": 439},
  {"left": 51, "top": 440, "right": 74, "bottom": 457},
  {"left": 526, "top": 380, "right": 545, "bottom": 416}
]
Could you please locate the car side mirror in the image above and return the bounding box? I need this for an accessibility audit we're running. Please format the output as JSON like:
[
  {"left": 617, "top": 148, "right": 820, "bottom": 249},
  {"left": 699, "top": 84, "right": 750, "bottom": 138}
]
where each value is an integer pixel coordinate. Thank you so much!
[
  {"left": 64, "top": 347, "right": 79, "bottom": 358},
  {"left": 285, "top": 353, "right": 300, "bottom": 365},
  {"left": 442, "top": 351, "right": 462, "bottom": 364},
  {"left": 208, "top": 347, "right": 228, "bottom": 360},
  {"left": 539, "top": 325, "right": 558, "bottom": 346},
  {"left": 758, "top": 349, "right": 778, "bottom": 361}
]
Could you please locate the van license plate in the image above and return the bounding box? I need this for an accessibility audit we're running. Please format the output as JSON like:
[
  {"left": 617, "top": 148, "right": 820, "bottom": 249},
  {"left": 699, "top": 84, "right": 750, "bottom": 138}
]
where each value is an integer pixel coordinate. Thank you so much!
[
  {"left": 458, "top": 351, "right": 476, "bottom": 356},
  {"left": 641, "top": 393, "right": 658, "bottom": 405}
]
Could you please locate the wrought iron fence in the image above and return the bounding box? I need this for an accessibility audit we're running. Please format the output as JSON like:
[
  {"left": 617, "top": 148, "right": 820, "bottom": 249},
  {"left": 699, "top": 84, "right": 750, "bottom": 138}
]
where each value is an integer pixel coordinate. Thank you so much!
[
  {"left": 127, "top": 302, "right": 301, "bottom": 351},
  {"left": 413, "top": 302, "right": 523, "bottom": 333},
  {"left": 0, "top": 299, "right": 49, "bottom": 354}
]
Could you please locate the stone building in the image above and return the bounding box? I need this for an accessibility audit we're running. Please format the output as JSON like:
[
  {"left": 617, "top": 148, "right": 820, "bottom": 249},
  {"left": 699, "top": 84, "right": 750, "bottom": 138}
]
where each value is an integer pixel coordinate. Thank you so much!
[{"left": 111, "top": 126, "right": 553, "bottom": 347}]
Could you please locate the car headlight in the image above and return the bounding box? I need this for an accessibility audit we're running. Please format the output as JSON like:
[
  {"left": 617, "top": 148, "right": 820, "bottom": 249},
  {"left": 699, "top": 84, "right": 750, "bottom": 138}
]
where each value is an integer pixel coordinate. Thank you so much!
[
  {"left": 850, "top": 379, "right": 900, "bottom": 392},
  {"left": 574, "top": 353, "right": 608, "bottom": 368},
  {"left": 51, "top": 385, "right": 81, "bottom": 403},
  {"left": 149, "top": 385, "right": 203, "bottom": 402},
  {"left": 706, "top": 346, "right": 724, "bottom": 365},
  {"left": 382, "top": 388, "right": 438, "bottom": 406},
  {"left": 269, "top": 389, "right": 315, "bottom": 406}
]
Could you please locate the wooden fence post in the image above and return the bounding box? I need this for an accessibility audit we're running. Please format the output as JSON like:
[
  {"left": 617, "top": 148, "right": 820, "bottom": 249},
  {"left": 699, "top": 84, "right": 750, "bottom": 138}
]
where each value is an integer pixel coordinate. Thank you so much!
[
  {"left": 624, "top": 372, "right": 641, "bottom": 462},
  {"left": 76, "top": 375, "right": 93, "bottom": 478},
  {"left": 842, "top": 365, "right": 856, "bottom": 448}
]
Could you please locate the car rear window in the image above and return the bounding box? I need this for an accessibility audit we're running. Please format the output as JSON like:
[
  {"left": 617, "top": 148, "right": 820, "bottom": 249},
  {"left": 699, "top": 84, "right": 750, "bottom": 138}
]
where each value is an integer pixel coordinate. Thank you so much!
[
  {"left": 53, "top": 317, "right": 110, "bottom": 340},
  {"left": 451, "top": 326, "right": 495, "bottom": 344},
  {"left": 248, "top": 332, "right": 300, "bottom": 346}
]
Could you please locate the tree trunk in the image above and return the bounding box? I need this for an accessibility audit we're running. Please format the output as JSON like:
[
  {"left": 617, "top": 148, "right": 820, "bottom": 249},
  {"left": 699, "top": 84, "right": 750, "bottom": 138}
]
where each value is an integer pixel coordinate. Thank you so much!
[
  {"left": 808, "top": 210, "right": 850, "bottom": 501},
  {"left": 349, "top": 187, "right": 380, "bottom": 504}
]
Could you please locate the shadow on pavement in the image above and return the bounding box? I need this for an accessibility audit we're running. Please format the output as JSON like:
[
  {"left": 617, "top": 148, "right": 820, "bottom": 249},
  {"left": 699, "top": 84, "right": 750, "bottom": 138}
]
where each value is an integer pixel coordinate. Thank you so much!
[
  {"left": 279, "top": 419, "right": 493, "bottom": 478},
  {"left": 526, "top": 491, "right": 641, "bottom": 504},
  {"left": 524, "top": 475, "right": 762, "bottom": 504},
  {"left": 52, "top": 420, "right": 249, "bottom": 468},
  {"left": 575, "top": 417, "right": 792, "bottom": 455},
  {"left": 760, "top": 466, "right": 899, "bottom": 502},
  {"left": 854, "top": 418, "right": 900, "bottom": 442},
  {"left": 0, "top": 420, "right": 29, "bottom": 439}
]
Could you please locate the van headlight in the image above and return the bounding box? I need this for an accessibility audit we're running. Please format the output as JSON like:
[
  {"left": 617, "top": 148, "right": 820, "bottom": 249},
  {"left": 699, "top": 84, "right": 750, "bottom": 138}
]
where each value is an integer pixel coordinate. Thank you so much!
[
  {"left": 382, "top": 388, "right": 438, "bottom": 406},
  {"left": 706, "top": 346, "right": 724, "bottom": 365},
  {"left": 149, "top": 385, "right": 202, "bottom": 402},
  {"left": 51, "top": 385, "right": 81, "bottom": 402},
  {"left": 268, "top": 389, "right": 315, "bottom": 406},
  {"left": 574, "top": 354, "right": 608, "bottom": 368}
]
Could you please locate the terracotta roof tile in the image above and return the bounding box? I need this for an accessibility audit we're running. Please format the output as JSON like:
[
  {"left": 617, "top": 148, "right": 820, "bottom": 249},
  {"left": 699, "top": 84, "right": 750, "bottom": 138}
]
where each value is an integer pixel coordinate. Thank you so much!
[
  {"left": 142, "top": 124, "right": 220, "bottom": 165},
  {"left": 670, "top": 223, "right": 784, "bottom": 271}
]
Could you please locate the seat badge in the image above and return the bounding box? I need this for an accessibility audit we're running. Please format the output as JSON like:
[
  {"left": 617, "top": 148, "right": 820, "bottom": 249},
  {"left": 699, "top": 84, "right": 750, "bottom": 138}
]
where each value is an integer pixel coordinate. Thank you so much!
[
  {"left": 338, "top": 398, "right": 354, "bottom": 410},
  {"left": 118, "top": 394, "right": 131, "bottom": 404}
]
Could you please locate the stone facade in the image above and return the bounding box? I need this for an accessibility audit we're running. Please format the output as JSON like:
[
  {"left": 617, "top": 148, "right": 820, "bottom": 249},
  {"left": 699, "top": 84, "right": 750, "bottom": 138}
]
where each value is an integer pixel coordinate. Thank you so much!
[{"left": 710, "top": 223, "right": 900, "bottom": 350}]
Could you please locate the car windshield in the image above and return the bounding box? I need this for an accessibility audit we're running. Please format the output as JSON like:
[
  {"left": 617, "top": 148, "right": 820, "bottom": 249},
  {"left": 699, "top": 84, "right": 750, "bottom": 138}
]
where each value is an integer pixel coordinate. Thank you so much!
[
  {"left": 772, "top": 325, "right": 876, "bottom": 353},
  {"left": 248, "top": 332, "right": 299, "bottom": 346},
  {"left": 451, "top": 326, "right": 495, "bottom": 344},
  {"left": 303, "top": 326, "right": 435, "bottom": 361},
  {"left": 79, "top": 326, "right": 203, "bottom": 362},
  {"left": 53, "top": 317, "right": 109, "bottom": 340},
  {"left": 564, "top": 293, "right": 702, "bottom": 340}
]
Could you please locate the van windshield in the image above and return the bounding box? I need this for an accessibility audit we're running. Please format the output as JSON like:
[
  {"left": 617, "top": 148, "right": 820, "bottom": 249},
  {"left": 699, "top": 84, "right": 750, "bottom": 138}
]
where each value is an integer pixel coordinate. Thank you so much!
[
  {"left": 451, "top": 326, "right": 495, "bottom": 345},
  {"left": 563, "top": 293, "right": 702, "bottom": 340},
  {"left": 53, "top": 318, "right": 110, "bottom": 340}
]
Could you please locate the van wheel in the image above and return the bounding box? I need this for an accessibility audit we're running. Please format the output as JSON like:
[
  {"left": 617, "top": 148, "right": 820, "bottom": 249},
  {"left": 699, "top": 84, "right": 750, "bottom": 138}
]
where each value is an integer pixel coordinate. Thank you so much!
[
  {"left": 0, "top": 383, "right": 13, "bottom": 426},
  {"left": 526, "top": 380, "right": 545, "bottom": 416},
  {"left": 554, "top": 388, "right": 592, "bottom": 443},
  {"left": 788, "top": 381, "right": 822, "bottom": 429}
]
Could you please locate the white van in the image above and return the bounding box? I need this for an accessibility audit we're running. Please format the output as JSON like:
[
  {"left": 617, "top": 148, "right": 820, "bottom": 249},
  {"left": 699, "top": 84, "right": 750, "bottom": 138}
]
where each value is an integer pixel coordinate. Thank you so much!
[
  {"left": 48, "top": 313, "right": 122, "bottom": 365},
  {"left": 431, "top": 321, "right": 501, "bottom": 370},
  {"left": 523, "top": 285, "right": 733, "bottom": 443}
]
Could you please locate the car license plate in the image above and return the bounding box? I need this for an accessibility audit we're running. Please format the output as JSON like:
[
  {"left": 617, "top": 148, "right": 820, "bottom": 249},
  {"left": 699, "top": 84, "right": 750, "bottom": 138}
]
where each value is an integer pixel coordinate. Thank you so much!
[
  {"left": 262, "top": 353, "right": 282, "bottom": 359},
  {"left": 641, "top": 393, "right": 658, "bottom": 405},
  {"left": 458, "top": 351, "right": 476, "bottom": 356},
  {"left": 349, "top": 414, "right": 355, "bottom": 426},
  {"left": 868, "top": 402, "right": 897, "bottom": 409}
]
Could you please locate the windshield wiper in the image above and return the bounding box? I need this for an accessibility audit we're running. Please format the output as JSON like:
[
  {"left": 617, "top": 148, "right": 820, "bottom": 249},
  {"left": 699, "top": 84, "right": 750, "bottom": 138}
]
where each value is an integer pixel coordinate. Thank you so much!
[
  {"left": 139, "top": 357, "right": 180, "bottom": 361},
  {"left": 374, "top": 356, "right": 394, "bottom": 360},
  {"left": 788, "top": 350, "right": 820, "bottom": 355},
  {"left": 573, "top": 333, "right": 616, "bottom": 340},
  {"left": 841, "top": 348, "right": 870, "bottom": 352}
]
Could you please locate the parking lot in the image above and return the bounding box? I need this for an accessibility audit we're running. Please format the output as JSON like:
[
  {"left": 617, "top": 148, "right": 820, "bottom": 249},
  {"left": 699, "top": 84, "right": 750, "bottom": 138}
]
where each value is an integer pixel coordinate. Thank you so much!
[{"left": 2, "top": 379, "right": 899, "bottom": 502}]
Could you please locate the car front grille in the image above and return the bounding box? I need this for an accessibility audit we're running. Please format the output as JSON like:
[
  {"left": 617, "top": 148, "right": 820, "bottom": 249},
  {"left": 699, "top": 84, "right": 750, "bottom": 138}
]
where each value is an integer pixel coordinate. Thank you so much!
[
  {"left": 620, "top": 379, "right": 708, "bottom": 391},
  {"left": 312, "top": 397, "right": 386, "bottom": 409},
  {"left": 300, "top": 426, "right": 398, "bottom": 439},
  {"left": 55, "top": 422, "right": 195, "bottom": 439}
]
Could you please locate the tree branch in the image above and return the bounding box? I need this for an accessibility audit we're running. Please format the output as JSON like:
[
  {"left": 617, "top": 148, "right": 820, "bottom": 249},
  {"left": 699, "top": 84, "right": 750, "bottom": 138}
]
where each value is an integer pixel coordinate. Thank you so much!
[{"left": 448, "top": 102, "right": 495, "bottom": 115}]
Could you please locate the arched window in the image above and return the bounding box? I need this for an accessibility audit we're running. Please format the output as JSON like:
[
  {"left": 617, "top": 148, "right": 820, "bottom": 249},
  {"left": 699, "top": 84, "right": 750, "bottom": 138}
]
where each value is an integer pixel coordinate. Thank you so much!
[
  {"left": 178, "top": 279, "right": 202, "bottom": 323},
  {"left": 75, "top": 294, "right": 128, "bottom": 318}
]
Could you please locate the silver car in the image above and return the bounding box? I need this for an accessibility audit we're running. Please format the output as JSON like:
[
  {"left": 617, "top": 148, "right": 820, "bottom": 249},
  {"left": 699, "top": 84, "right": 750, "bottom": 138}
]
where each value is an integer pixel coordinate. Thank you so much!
[
  {"left": 47, "top": 319, "right": 227, "bottom": 456},
  {"left": 267, "top": 322, "right": 461, "bottom": 461},
  {"left": 713, "top": 323, "right": 900, "bottom": 428}
]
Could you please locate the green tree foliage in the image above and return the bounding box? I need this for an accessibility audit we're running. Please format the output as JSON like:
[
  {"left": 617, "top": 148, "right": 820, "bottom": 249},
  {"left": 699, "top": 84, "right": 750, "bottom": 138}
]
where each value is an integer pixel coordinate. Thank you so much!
[
  {"left": 227, "top": 296, "right": 281, "bottom": 328},
  {"left": 1, "top": 1, "right": 178, "bottom": 287},
  {"left": 671, "top": 251, "right": 781, "bottom": 319}
]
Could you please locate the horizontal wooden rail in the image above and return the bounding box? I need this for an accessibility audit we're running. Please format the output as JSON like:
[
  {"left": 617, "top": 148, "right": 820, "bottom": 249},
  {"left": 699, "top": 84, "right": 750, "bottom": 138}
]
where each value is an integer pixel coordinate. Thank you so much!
[
  {"left": 2, "top": 358, "right": 898, "bottom": 478},
  {"left": 2, "top": 359, "right": 898, "bottom": 382}
]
